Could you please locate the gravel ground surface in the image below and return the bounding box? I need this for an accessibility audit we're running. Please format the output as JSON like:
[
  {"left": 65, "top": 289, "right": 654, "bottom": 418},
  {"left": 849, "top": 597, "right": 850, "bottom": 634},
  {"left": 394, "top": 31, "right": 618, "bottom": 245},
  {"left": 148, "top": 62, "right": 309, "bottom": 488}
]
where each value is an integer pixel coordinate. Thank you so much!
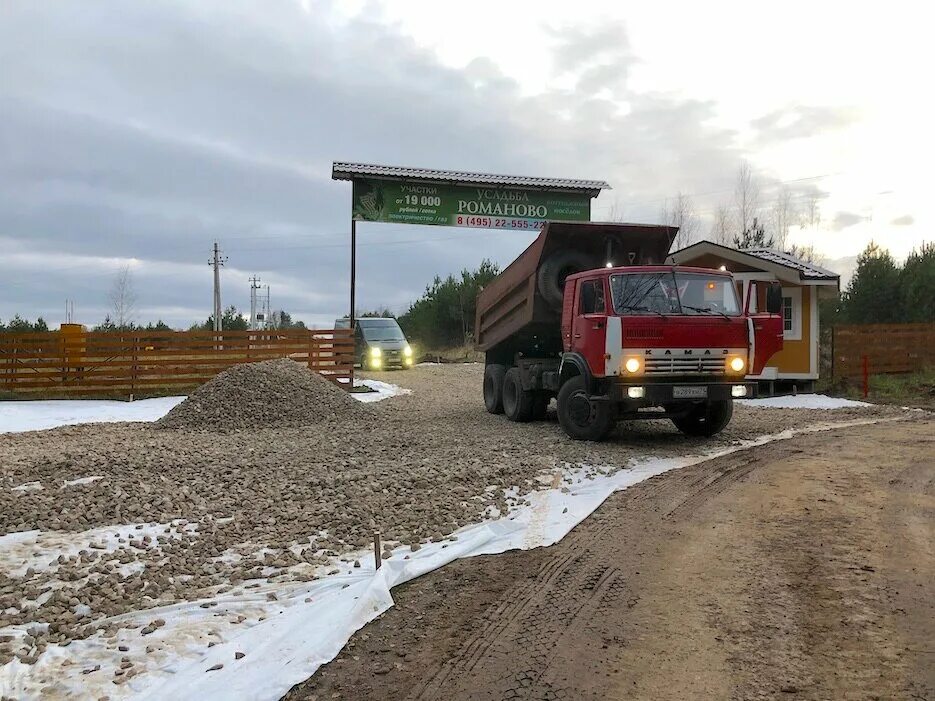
[{"left": 0, "top": 363, "right": 908, "bottom": 667}]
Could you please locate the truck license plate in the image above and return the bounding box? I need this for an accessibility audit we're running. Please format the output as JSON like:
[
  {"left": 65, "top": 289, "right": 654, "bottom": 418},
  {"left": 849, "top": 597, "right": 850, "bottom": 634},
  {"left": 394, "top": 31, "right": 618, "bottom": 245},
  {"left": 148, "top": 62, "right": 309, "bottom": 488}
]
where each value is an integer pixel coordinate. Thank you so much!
[{"left": 673, "top": 386, "right": 707, "bottom": 399}]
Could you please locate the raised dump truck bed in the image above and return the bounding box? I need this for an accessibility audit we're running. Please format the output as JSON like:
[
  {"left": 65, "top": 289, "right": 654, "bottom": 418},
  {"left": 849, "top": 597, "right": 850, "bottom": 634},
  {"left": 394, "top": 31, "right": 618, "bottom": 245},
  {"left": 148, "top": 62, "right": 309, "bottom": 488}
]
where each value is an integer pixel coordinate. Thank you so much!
[{"left": 475, "top": 222, "right": 676, "bottom": 364}]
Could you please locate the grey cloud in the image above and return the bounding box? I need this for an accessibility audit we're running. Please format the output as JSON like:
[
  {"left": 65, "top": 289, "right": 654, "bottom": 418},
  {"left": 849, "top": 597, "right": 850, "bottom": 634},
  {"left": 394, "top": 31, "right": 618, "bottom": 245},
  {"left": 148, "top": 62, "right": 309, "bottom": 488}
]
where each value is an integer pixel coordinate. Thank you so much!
[
  {"left": 890, "top": 214, "right": 914, "bottom": 226},
  {"left": 751, "top": 105, "right": 859, "bottom": 143},
  {"left": 1, "top": 1, "right": 744, "bottom": 328},
  {"left": 832, "top": 211, "right": 864, "bottom": 231},
  {"left": 547, "top": 22, "right": 635, "bottom": 96}
]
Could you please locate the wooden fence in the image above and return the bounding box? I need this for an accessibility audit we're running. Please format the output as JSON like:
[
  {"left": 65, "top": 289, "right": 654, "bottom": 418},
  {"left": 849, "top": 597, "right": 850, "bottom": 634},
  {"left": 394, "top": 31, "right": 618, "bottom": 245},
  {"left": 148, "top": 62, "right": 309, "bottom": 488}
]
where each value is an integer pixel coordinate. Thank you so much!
[
  {"left": 0, "top": 328, "right": 355, "bottom": 398},
  {"left": 833, "top": 322, "right": 935, "bottom": 379}
]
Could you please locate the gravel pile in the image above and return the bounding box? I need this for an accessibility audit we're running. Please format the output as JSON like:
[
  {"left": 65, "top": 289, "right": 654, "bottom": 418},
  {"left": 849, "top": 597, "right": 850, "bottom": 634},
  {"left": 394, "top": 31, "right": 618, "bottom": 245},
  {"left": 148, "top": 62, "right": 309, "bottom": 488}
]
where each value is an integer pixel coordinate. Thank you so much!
[
  {"left": 0, "top": 364, "right": 914, "bottom": 665},
  {"left": 156, "top": 358, "right": 363, "bottom": 431}
]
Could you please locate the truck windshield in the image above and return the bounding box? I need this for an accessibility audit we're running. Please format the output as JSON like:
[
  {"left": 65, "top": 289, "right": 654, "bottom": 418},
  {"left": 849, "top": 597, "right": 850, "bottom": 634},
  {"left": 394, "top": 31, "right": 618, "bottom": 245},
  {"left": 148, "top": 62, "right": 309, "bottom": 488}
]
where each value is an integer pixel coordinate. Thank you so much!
[{"left": 610, "top": 272, "right": 740, "bottom": 316}]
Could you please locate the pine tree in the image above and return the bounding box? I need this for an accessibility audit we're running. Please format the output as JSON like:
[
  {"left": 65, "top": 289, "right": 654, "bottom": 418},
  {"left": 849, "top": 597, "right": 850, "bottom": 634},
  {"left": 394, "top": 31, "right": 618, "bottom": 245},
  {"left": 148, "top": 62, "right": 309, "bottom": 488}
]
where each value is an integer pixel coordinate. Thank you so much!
[
  {"left": 898, "top": 242, "right": 935, "bottom": 323},
  {"left": 732, "top": 217, "right": 774, "bottom": 249},
  {"left": 840, "top": 241, "right": 901, "bottom": 323}
]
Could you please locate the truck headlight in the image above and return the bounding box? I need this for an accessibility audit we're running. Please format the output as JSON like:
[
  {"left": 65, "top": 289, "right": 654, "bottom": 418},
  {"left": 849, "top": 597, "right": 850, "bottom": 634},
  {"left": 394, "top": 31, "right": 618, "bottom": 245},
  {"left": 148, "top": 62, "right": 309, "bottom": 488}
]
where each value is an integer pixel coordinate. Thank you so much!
[
  {"left": 627, "top": 386, "right": 645, "bottom": 399},
  {"left": 403, "top": 345, "right": 413, "bottom": 357},
  {"left": 624, "top": 357, "right": 641, "bottom": 374},
  {"left": 728, "top": 356, "right": 745, "bottom": 373},
  {"left": 731, "top": 385, "right": 748, "bottom": 398},
  {"left": 370, "top": 347, "right": 382, "bottom": 358}
]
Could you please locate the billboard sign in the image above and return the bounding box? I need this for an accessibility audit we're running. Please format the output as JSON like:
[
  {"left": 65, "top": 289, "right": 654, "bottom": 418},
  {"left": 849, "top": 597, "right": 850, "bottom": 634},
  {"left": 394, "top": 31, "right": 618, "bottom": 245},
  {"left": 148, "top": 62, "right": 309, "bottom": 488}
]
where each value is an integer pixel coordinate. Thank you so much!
[{"left": 352, "top": 178, "right": 591, "bottom": 230}]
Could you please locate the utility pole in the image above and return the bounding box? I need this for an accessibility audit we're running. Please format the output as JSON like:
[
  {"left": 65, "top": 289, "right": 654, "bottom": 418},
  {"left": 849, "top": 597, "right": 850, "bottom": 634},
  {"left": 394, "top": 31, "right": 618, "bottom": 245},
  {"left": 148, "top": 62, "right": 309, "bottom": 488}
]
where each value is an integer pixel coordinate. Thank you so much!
[
  {"left": 210, "top": 241, "right": 227, "bottom": 333},
  {"left": 264, "top": 285, "right": 271, "bottom": 330},
  {"left": 249, "top": 275, "right": 261, "bottom": 331}
]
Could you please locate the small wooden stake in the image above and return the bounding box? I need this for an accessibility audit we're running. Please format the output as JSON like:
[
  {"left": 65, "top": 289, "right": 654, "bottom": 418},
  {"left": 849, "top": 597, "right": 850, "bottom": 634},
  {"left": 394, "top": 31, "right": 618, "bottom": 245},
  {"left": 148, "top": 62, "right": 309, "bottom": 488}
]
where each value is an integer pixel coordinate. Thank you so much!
[{"left": 373, "top": 530, "right": 382, "bottom": 570}]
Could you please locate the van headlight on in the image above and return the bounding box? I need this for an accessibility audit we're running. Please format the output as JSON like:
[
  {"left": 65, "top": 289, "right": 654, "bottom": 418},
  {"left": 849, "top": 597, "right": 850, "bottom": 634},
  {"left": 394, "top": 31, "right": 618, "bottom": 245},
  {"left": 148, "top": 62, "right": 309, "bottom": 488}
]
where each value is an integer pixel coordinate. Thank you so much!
[
  {"left": 728, "top": 356, "right": 746, "bottom": 373},
  {"left": 623, "top": 357, "right": 642, "bottom": 374},
  {"left": 403, "top": 345, "right": 413, "bottom": 357},
  {"left": 370, "top": 347, "right": 382, "bottom": 358}
]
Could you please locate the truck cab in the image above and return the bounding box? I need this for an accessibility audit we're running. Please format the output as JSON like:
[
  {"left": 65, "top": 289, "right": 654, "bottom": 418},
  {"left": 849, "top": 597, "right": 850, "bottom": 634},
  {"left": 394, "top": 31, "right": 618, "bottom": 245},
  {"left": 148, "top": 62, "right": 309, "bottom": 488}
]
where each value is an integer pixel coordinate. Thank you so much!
[
  {"left": 476, "top": 222, "right": 784, "bottom": 441},
  {"left": 551, "top": 265, "right": 782, "bottom": 439}
]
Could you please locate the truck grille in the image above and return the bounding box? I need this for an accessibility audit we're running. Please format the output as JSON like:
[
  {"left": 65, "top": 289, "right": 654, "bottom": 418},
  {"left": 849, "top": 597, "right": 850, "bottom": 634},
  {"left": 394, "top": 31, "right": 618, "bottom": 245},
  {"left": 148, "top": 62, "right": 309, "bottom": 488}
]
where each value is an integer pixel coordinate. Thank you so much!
[{"left": 644, "top": 356, "right": 727, "bottom": 375}]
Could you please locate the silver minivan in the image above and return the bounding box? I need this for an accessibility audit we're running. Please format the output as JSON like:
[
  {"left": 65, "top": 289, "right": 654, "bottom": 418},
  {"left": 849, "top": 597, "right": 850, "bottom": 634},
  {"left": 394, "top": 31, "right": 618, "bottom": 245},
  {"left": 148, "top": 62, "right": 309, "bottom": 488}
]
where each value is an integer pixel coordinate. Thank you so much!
[{"left": 335, "top": 317, "right": 414, "bottom": 370}]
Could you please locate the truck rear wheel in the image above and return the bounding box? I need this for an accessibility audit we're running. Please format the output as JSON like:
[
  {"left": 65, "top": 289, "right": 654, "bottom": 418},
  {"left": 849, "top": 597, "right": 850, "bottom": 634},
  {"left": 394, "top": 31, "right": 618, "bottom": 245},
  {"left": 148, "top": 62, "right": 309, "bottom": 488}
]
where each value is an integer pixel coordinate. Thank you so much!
[
  {"left": 483, "top": 364, "right": 507, "bottom": 414},
  {"left": 671, "top": 400, "right": 734, "bottom": 437},
  {"left": 557, "top": 375, "right": 615, "bottom": 441},
  {"left": 502, "top": 367, "right": 534, "bottom": 422}
]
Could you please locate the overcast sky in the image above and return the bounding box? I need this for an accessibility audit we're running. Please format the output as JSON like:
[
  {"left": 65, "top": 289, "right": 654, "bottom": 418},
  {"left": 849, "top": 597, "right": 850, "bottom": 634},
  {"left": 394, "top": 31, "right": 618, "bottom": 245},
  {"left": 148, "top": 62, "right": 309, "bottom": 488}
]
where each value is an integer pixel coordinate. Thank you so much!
[{"left": 1, "top": 0, "right": 929, "bottom": 328}]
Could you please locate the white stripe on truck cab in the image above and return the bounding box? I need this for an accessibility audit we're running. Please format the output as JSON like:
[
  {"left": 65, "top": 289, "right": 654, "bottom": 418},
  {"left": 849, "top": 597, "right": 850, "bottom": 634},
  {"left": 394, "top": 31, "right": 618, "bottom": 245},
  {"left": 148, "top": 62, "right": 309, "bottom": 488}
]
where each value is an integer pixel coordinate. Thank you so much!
[{"left": 605, "top": 316, "right": 623, "bottom": 376}]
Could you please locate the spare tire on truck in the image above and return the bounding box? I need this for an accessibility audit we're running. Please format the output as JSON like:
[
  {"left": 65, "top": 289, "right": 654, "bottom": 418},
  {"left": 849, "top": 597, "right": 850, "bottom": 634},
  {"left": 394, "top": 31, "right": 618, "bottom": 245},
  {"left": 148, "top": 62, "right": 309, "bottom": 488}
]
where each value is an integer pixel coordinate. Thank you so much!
[{"left": 537, "top": 250, "right": 596, "bottom": 310}]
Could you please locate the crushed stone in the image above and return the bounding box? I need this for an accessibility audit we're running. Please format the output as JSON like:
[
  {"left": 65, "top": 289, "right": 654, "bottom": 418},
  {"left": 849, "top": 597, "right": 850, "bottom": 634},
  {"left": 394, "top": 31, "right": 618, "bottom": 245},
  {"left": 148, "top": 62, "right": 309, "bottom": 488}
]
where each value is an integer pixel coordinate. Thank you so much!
[{"left": 156, "top": 359, "right": 363, "bottom": 431}]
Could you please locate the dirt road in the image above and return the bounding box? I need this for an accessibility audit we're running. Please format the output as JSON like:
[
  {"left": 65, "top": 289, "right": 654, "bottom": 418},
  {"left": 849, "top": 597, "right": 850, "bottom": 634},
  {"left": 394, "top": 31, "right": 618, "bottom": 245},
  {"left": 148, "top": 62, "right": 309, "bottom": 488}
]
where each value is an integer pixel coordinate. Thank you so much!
[{"left": 288, "top": 418, "right": 934, "bottom": 701}]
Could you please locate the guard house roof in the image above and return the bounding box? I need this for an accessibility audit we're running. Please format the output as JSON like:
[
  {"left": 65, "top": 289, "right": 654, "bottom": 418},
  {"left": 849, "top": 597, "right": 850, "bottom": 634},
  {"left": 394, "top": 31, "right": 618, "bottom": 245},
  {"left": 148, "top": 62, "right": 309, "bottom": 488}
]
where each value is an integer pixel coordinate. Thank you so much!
[
  {"left": 742, "top": 248, "right": 840, "bottom": 280},
  {"left": 331, "top": 162, "right": 610, "bottom": 195},
  {"left": 667, "top": 241, "right": 840, "bottom": 285}
]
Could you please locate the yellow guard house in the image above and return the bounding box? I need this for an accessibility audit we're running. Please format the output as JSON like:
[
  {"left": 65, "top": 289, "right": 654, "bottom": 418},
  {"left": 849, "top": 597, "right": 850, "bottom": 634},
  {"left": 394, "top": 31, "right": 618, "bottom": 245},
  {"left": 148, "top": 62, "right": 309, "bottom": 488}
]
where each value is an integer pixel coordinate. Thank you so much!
[{"left": 668, "top": 242, "right": 840, "bottom": 391}]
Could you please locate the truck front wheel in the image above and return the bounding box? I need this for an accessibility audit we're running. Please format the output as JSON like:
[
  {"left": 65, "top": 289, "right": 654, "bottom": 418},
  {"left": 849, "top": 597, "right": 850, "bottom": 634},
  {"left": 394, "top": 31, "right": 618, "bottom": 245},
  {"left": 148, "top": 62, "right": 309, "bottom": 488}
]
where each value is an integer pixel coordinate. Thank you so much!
[
  {"left": 557, "top": 375, "right": 615, "bottom": 441},
  {"left": 671, "top": 400, "right": 733, "bottom": 437},
  {"left": 483, "top": 364, "right": 507, "bottom": 414},
  {"left": 502, "top": 367, "right": 535, "bottom": 422}
]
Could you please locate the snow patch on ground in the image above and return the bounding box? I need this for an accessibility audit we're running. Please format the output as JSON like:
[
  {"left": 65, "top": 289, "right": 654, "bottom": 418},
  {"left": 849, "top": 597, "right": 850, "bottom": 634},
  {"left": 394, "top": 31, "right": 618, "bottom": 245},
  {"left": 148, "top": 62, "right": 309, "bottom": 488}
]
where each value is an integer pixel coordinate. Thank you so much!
[
  {"left": 0, "top": 397, "right": 186, "bottom": 435},
  {"left": 351, "top": 379, "right": 412, "bottom": 403},
  {"left": 0, "top": 416, "right": 902, "bottom": 701},
  {"left": 738, "top": 394, "right": 873, "bottom": 409},
  {"left": 62, "top": 476, "right": 105, "bottom": 488}
]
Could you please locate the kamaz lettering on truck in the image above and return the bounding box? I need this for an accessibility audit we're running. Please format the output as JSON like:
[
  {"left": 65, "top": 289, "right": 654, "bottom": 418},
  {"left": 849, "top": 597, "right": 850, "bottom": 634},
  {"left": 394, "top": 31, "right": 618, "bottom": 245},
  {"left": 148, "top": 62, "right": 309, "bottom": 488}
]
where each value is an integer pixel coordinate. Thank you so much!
[{"left": 475, "top": 222, "right": 784, "bottom": 441}]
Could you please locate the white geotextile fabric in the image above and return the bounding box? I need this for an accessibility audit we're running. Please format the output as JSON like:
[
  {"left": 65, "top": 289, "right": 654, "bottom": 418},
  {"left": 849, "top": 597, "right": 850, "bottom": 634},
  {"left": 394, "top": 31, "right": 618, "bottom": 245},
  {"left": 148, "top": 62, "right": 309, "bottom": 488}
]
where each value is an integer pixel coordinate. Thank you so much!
[
  {"left": 0, "top": 380, "right": 409, "bottom": 435},
  {"left": 351, "top": 379, "right": 412, "bottom": 403},
  {"left": 0, "top": 397, "right": 186, "bottom": 434},
  {"left": 738, "top": 393, "right": 872, "bottom": 409},
  {"left": 0, "top": 417, "right": 897, "bottom": 700}
]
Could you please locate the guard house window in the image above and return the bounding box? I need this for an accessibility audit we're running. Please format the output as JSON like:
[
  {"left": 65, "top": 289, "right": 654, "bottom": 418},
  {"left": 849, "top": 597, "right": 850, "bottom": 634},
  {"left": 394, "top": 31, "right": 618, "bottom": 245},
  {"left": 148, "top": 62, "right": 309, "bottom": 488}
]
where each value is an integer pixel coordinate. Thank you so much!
[
  {"left": 780, "top": 287, "right": 802, "bottom": 340},
  {"left": 579, "top": 280, "right": 606, "bottom": 314}
]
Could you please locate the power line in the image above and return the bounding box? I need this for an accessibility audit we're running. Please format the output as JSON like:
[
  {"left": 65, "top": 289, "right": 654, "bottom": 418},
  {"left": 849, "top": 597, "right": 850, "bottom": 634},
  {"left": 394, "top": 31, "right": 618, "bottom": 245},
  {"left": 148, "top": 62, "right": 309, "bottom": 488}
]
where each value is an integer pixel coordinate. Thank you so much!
[{"left": 592, "top": 170, "right": 844, "bottom": 214}]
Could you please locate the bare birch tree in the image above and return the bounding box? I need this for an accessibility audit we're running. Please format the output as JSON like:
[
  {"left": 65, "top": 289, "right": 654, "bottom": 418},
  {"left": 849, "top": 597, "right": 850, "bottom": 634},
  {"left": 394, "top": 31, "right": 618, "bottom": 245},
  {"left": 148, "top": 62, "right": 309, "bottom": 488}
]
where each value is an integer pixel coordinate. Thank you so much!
[
  {"left": 109, "top": 264, "right": 137, "bottom": 329},
  {"left": 799, "top": 190, "right": 823, "bottom": 229},
  {"left": 606, "top": 197, "right": 626, "bottom": 223},
  {"left": 709, "top": 204, "right": 732, "bottom": 245},
  {"left": 770, "top": 186, "right": 796, "bottom": 250},
  {"left": 734, "top": 160, "right": 761, "bottom": 236},
  {"left": 787, "top": 243, "right": 825, "bottom": 265},
  {"left": 661, "top": 192, "right": 699, "bottom": 250}
]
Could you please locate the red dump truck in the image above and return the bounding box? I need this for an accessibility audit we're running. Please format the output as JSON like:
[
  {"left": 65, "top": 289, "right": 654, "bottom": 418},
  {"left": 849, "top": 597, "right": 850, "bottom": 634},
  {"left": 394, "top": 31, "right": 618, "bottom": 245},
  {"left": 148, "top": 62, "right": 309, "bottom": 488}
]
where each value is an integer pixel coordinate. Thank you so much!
[{"left": 475, "top": 222, "right": 784, "bottom": 440}]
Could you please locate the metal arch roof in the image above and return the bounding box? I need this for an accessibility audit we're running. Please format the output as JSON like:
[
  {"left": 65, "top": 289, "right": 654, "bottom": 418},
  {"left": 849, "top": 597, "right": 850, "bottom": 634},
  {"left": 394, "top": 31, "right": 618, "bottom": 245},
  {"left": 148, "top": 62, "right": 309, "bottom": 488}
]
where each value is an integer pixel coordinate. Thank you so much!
[
  {"left": 744, "top": 248, "right": 839, "bottom": 280},
  {"left": 331, "top": 162, "right": 610, "bottom": 194}
]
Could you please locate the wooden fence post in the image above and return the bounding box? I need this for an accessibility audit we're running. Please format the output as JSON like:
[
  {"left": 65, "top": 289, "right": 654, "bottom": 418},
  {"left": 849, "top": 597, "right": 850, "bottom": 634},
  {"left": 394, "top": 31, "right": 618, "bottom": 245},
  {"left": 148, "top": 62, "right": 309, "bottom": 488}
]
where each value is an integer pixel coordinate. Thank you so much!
[
  {"left": 131, "top": 332, "right": 139, "bottom": 401},
  {"left": 862, "top": 354, "right": 869, "bottom": 399}
]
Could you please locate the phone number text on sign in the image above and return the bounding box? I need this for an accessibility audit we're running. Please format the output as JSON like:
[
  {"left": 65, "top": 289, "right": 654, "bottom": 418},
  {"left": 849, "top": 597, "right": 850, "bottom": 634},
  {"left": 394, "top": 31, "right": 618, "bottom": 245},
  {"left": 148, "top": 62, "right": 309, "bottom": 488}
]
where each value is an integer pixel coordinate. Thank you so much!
[{"left": 453, "top": 215, "right": 548, "bottom": 230}]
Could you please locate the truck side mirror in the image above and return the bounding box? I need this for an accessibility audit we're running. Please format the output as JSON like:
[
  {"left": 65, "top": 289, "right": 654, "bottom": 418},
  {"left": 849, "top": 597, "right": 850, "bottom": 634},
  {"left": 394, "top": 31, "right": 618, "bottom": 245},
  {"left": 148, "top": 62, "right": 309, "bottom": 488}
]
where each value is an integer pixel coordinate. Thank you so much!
[{"left": 765, "top": 281, "right": 783, "bottom": 315}]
